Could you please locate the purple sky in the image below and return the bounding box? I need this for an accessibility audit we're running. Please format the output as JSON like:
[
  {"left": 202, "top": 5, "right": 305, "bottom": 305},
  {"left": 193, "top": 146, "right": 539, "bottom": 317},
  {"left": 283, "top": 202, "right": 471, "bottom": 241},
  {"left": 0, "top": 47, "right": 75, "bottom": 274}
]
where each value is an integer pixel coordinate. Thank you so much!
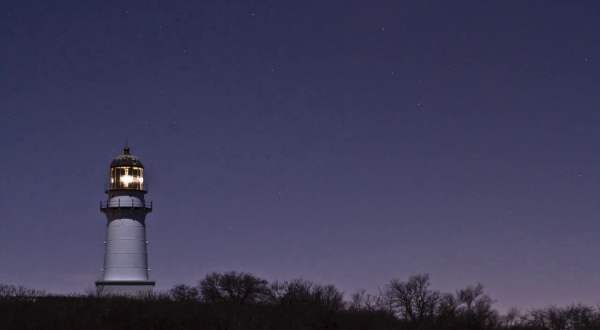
[{"left": 2, "top": 0, "right": 600, "bottom": 311}]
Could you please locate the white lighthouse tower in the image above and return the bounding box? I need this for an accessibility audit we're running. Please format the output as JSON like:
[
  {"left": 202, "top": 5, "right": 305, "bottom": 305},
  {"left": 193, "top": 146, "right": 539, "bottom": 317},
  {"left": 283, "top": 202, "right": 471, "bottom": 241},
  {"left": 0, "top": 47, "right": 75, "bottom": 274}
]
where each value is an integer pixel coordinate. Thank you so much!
[{"left": 96, "top": 147, "right": 155, "bottom": 295}]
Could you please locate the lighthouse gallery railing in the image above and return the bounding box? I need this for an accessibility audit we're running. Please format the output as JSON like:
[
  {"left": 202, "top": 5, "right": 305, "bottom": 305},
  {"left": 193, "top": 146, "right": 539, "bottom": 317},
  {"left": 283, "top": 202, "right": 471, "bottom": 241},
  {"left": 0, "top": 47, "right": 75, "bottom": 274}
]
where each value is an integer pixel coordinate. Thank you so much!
[{"left": 99, "top": 200, "right": 153, "bottom": 210}]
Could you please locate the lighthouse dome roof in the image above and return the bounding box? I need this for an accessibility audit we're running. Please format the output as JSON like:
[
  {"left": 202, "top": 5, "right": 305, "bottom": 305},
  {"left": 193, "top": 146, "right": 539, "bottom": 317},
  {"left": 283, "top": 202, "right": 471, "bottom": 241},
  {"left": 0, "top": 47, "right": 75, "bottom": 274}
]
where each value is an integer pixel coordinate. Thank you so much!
[{"left": 110, "top": 147, "right": 144, "bottom": 168}]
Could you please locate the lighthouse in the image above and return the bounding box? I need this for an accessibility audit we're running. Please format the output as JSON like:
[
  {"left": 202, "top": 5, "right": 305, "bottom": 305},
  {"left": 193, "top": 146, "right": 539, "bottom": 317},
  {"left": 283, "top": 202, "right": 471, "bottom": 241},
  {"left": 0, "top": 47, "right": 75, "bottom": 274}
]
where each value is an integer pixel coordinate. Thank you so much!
[{"left": 96, "top": 147, "right": 155, "bottom": 295}]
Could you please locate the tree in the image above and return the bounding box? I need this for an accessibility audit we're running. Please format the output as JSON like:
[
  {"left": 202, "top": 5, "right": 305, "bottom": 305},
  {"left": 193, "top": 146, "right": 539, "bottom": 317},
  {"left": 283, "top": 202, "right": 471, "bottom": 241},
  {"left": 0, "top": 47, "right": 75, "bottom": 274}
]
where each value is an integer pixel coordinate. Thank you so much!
[
  {"left": 455, "top": 284, "right": 498, "bottom": 329},
  {"left": 350, "top": 289, "right": 380, "bottom": 312},
  {"left": 523, "top": 305, "right": 600, "bottom": 330},
  {"left": 169, "top": 284, "right": 199, "bottom": 302},
  {"left": 436, "top": 293, "right": 458, "bottom": 321},
  {"left": 272, "top": 279, "right": 344, "bottom": 311},
  {"left": 386, "top": 274, "right": 440, "bottom": 324},
  {"left": 198, "top": 271, "right": 270, "bottom": 304}
]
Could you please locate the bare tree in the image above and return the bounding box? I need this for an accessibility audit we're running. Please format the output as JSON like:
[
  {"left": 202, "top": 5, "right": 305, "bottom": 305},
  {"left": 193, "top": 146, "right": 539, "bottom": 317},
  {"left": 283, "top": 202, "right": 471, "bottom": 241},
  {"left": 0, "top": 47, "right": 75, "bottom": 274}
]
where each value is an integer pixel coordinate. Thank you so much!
[
  {"left": 523, "top": 305, "right": 600, "bottom": 330},
  {"left": 564, "top": 304, "right": 597, "bottom": 329},
  {"left": 457, "top": 284, "right": 486, "bottom": 311},
  {"left": 527, "top": 306, "right": 568, "bottom": 330},
  {"left": 436, "top": 293, "right": 458, "bottom": 320},
  {"left": 273, "top": 279, "right": 344, "bottom": 311},
  {"left": 501, "top": 307, "right": 521, "bottom": 328},
  {"left": 198, "top": 271, "right": 270, "bottom": 304},
  {"left": 386, "top": 274, "right": 440, "bottom": 323},
  {"left": 170, "top": 284, "right": 199, "bottom": 302},
  {"left": 455, "top": 283, "right": 498, "bottom": 328},
  {"left": 350, "top": 289, "right": 377, "bottom": 311}
]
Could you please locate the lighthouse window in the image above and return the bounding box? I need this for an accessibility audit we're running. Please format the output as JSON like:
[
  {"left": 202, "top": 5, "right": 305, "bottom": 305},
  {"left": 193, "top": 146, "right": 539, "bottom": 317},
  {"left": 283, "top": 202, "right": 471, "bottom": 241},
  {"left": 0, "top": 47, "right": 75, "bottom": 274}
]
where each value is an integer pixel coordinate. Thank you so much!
[{"left": 110, "top": 166, "right": 144, "bottom": 190}]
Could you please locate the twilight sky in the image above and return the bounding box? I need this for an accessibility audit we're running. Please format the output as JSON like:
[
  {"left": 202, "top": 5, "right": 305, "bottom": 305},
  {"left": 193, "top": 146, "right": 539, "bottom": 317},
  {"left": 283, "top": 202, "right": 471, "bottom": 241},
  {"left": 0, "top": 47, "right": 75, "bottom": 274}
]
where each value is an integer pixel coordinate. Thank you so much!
[{"left": 2, "top": 0, "right": 600, "bottom": 311}]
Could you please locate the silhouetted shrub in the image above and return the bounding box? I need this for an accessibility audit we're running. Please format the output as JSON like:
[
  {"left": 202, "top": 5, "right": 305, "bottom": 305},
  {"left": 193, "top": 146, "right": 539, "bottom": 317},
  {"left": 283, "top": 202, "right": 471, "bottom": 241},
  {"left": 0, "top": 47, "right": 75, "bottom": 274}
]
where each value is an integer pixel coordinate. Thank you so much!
[{"left": 0, "top": 283, "right": 45, "bottom": 301}]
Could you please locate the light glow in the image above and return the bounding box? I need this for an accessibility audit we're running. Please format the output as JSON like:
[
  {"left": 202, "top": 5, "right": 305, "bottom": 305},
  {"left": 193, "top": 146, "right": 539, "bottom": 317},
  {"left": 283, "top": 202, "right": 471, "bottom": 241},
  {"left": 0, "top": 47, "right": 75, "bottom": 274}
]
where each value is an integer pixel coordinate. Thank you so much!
[
  {"left": 111, "top": 166, "right": 144, "bottom": 190},
  {"left": 120, "top": 174, "right": 134, "bottom": 186}
]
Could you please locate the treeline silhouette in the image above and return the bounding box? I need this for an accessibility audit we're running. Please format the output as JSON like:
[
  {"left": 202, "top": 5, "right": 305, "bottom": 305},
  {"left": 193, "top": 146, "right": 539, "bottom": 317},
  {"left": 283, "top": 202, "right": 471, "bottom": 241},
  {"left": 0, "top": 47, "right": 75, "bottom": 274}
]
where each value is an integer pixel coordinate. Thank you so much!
[{"left": 1, "top": 272, "right": 599, "bottom": 330}]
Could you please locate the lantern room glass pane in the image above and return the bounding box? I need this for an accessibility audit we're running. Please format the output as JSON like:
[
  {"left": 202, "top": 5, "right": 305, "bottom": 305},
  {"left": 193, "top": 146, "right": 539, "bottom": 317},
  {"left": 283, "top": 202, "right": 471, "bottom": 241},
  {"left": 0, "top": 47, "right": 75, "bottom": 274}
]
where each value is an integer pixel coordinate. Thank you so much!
[{"left": 110, "top": 166, "right": 144, "bottom": 190}]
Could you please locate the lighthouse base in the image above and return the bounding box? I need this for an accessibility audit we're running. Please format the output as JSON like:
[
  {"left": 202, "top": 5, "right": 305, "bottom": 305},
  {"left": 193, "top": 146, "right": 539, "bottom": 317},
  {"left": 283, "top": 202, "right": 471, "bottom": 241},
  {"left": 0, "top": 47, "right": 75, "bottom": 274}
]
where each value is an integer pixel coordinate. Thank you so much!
[{"left": 95, "top": 280, "right": 155, "bottom": 297}]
